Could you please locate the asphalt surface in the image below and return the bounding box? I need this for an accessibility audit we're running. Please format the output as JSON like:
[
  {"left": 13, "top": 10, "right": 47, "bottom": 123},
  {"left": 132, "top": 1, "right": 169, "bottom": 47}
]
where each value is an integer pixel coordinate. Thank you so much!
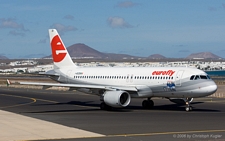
[{"left": 0, "top": 87, "right": 225, "bottom": 141}]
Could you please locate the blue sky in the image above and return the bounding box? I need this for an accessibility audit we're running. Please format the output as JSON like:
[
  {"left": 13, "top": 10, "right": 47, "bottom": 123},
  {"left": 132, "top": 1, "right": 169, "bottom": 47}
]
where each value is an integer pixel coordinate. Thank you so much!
[{"left": 0, "top": 0, "right": 225, "bottom": 59}]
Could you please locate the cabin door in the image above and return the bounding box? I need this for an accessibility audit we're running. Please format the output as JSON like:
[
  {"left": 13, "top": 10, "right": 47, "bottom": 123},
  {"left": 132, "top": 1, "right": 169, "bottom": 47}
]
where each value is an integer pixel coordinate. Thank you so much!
[
  {"left": 175, "top": 70, "right": 184, "bottom": 86},
  {"left": 66, "top": 70, "right": 72, "bottom": 83}
]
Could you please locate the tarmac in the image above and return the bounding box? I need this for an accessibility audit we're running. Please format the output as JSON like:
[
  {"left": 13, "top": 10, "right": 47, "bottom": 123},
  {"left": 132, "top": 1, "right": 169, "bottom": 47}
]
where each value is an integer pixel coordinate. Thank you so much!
[{"left": 0, "top": 87, "right": 225, "bottom": 141}]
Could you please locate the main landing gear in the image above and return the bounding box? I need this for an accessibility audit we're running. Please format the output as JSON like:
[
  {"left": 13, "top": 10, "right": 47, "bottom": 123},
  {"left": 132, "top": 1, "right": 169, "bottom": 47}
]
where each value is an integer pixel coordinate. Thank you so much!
[
  {"left": 142, "top": 98, "right": 154, "bottom": 109},
  {"left": 100, "top": 102, "right": 112, "bottom": 110},
  {"left": 185, "top": 98, "right": 193, "bottom": 112}
]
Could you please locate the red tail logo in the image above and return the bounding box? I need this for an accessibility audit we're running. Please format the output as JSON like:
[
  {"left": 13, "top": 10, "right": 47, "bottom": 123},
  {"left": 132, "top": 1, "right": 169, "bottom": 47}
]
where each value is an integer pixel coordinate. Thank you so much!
[{"left": 51, "top": 35, "right": 67, "bottom": 62}]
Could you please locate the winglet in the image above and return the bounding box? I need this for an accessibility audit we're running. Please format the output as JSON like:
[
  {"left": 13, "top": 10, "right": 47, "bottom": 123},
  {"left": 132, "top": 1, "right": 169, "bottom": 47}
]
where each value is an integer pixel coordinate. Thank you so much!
[{"left": 49, "top": 29, "right": 75, "bottom": 69}]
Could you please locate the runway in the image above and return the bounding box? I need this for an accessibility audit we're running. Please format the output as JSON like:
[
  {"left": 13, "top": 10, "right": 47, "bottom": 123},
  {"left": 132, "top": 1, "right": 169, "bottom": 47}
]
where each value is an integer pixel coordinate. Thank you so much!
[{"left": 0, "top": 87, "right": 225, "bottom": 141}]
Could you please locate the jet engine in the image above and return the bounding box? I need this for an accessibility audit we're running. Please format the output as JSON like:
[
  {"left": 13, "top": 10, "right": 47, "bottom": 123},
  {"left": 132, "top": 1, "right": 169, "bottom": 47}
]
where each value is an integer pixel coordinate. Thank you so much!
[
  {"left": 169, "top": 98, "right": 193, "bottom": 105},
  {"left": 103, "top": 91, "right": 131, "bottom": 108}
]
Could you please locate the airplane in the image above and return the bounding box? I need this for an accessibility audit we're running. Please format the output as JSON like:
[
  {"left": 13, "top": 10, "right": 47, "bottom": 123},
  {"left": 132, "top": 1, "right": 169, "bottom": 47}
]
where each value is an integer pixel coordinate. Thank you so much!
[{"left": 20, "top": 29, "right": 217, "bottom": 112}]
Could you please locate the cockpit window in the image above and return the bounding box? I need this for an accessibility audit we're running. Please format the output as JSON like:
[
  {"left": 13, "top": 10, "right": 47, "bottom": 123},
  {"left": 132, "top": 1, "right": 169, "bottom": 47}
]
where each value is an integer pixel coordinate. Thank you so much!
[
  {"left": 200, "top": 75, "right": 207, "bottom": 79},
  {"left": 190, "top": 75, "right": 195, "bottom": 80},
  {"left": 190, "top": 75, "right": 211, "bottom": 80},
  {"left": 194, "top": 75, "right": 200, "bottom": 80},
  {"left": 207, "top": 75, "right": 211, "bottom": 79}
]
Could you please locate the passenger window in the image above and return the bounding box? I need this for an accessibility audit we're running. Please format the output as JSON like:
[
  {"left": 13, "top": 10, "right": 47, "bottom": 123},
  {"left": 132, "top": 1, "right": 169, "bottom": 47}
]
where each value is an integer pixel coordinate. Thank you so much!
[
  {"left": 190, "top": 75, "right": 195, "bottom": 80},
  {"left": 200, "top": 75, "right": 207, "bottom": 79}
]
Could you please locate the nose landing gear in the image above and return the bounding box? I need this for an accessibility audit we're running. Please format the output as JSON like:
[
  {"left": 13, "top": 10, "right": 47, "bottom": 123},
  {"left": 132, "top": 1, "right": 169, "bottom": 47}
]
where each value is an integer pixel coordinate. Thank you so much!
[{"left": 185, "top": 98, "right": 193, "bottom": 112}]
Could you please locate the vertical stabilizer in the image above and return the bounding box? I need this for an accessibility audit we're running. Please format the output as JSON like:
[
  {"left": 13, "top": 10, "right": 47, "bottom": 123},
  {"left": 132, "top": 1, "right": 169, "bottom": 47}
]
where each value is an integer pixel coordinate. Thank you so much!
[{"left": 49, "top": 29, "right": 75, "bottom": 69}]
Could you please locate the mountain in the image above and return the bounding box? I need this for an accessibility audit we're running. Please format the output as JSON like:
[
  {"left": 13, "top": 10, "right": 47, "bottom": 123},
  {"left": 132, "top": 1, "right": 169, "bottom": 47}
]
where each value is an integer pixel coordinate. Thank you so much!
[
  {"left": 0, "top": 55, "right": 8, "bottom": 59},
  {"left": 67, "top": 43, "right": 106, "bottom": 58},
  {"left": 186, "top": 52, "right": 222, "bottom": 59},
  {"left": 44, "top": 43, "right": 140, "bottom": 60},
  {"left": 147, "top": 54, "right": 166, "bottom": 59}
]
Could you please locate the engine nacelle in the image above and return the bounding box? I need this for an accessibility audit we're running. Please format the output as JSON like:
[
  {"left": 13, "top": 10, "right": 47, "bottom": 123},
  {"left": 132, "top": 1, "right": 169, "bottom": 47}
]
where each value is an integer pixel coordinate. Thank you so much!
[
  {"left": 169, "top": 98, "right": 193, "bottom": 105},
  {"left": 103, "top": 91, "right": 131, "bottom": 108}
]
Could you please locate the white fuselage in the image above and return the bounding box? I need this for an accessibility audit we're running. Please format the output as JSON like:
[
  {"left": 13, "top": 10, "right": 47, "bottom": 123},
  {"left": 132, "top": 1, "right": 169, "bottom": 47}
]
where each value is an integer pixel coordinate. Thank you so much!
[{"left": 54, "top": 66, "right": 217, "bottom": 98}]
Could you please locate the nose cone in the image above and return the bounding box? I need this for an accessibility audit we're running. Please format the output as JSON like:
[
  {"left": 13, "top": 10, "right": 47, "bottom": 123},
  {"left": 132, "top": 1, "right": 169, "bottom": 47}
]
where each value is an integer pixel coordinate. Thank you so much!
[
  {"left": 206, "top": 83, "right": 217, "bottom": 94},
  {"left": 204, "top": 82, "right": 217, "bottom": 96}
]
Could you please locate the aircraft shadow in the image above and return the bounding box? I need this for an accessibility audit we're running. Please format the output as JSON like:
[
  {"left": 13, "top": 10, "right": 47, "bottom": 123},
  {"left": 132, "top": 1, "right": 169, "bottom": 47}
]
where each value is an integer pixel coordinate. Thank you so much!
[
  {"left": 127, "top": 103, "right": 220, "bottom": 112},
  {"left": 26, "top": 108, "right": 100, "bottom": 113},
  {"left": 33, "top": 100, "right": 99, "bottom": 107},
  {"left": 27, "top": 101, "right": 220, "bottom": 113},
  {"left": 28, "top": 101, "right": 133, "bottom": 113}
]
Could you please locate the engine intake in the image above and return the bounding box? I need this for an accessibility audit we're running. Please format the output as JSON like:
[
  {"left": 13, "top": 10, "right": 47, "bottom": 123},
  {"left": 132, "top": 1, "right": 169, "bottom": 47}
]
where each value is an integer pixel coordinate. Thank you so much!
[{"left": 103, "top": 90, "right": 131, "bottom": 108}]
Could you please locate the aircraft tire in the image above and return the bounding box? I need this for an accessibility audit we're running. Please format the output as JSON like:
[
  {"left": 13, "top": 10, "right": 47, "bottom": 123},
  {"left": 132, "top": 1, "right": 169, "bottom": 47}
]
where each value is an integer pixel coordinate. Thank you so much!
[
  {"left": 185, "top": 106, "right": 192, "bottom": 112},
  {"left": 100, "top": 102, "right": 112, "bottom": 111},
  {"left": 142, "top": 100, "right": 154, "bottom": 109}
]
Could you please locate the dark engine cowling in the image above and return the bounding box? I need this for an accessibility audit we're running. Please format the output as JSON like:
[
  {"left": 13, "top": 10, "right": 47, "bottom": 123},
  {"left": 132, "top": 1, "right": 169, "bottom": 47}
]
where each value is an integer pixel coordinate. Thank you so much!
[{"left": 103, "top": 91, "right": 131, "bottom": 108}]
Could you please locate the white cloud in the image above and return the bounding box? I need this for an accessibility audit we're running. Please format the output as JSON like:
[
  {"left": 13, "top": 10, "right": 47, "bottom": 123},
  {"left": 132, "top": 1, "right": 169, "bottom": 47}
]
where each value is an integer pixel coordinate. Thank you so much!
[
  {"left": 18, "top": 5, "right": 50, "bottom": 11},
  {"left": 0, "top": 18, "right": 29, "bottom": 36},
  {"left": 8, "top": 30, "right": 25, "bottom": 36},
  {"left": 38, "top": 39, "right": 47, "bottom": 44},
  {"left": 0, "top": 18, "right": 27, "bottom": 31},
  {"left": 208, "top": 7, "right": 217, "bottom": 11},
  {"left": 50, "top": 23, "right": 77, "bottom": 35},
  {"left": 222, "top": 3, "right": 225, "bottom": 9},
  {"left": 63, "top": 15, "right": 74, "bottom": 20},
  {"left": 116, "top": 1, "right": 139, "bottom": 8},
  {"left": 107, "top": 17, "right": 133, "bottom": 28}
]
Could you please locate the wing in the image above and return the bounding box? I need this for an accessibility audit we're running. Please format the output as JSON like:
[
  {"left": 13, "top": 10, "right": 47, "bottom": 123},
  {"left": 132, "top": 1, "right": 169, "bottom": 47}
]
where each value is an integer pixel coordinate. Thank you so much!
[{"left": 19, "top": 81, "right": 138, "bottom": 92}]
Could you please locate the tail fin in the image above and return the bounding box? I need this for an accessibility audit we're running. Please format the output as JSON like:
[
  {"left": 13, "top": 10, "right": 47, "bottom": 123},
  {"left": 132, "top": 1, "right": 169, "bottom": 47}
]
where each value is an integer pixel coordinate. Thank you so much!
[{"left": 49, "top": 29, "right": 75, "bottom": 69}]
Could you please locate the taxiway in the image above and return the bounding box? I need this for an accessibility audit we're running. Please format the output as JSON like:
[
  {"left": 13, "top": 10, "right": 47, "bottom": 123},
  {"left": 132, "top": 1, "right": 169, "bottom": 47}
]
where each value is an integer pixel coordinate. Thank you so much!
[{"left": 0, "top": 87, "right": 225, "bottom": 141}]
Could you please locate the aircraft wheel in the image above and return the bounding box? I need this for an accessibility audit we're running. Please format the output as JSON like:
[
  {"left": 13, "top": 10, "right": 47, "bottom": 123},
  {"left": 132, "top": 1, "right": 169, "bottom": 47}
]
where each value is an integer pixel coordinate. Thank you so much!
[
  {"left": 185, "top": 106, "right": 192, "bottom": 112},
  {"left": 100, "top": 102, "right": 106, "bottom": 110},
  {"left": 185, "top": 107, "right": 190, "bottom": 112},
  {"left": 148, "top": 100, "right": 154, "bottom": 108},
  {"left": 142, "top": 100, "right": 149, "bottom": 109},
  {"left": 142, "top": 100, "right": 154, "bottom": 109},
  {"left": 100, "top": 102, "right": 111, "bottom": 110}
]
